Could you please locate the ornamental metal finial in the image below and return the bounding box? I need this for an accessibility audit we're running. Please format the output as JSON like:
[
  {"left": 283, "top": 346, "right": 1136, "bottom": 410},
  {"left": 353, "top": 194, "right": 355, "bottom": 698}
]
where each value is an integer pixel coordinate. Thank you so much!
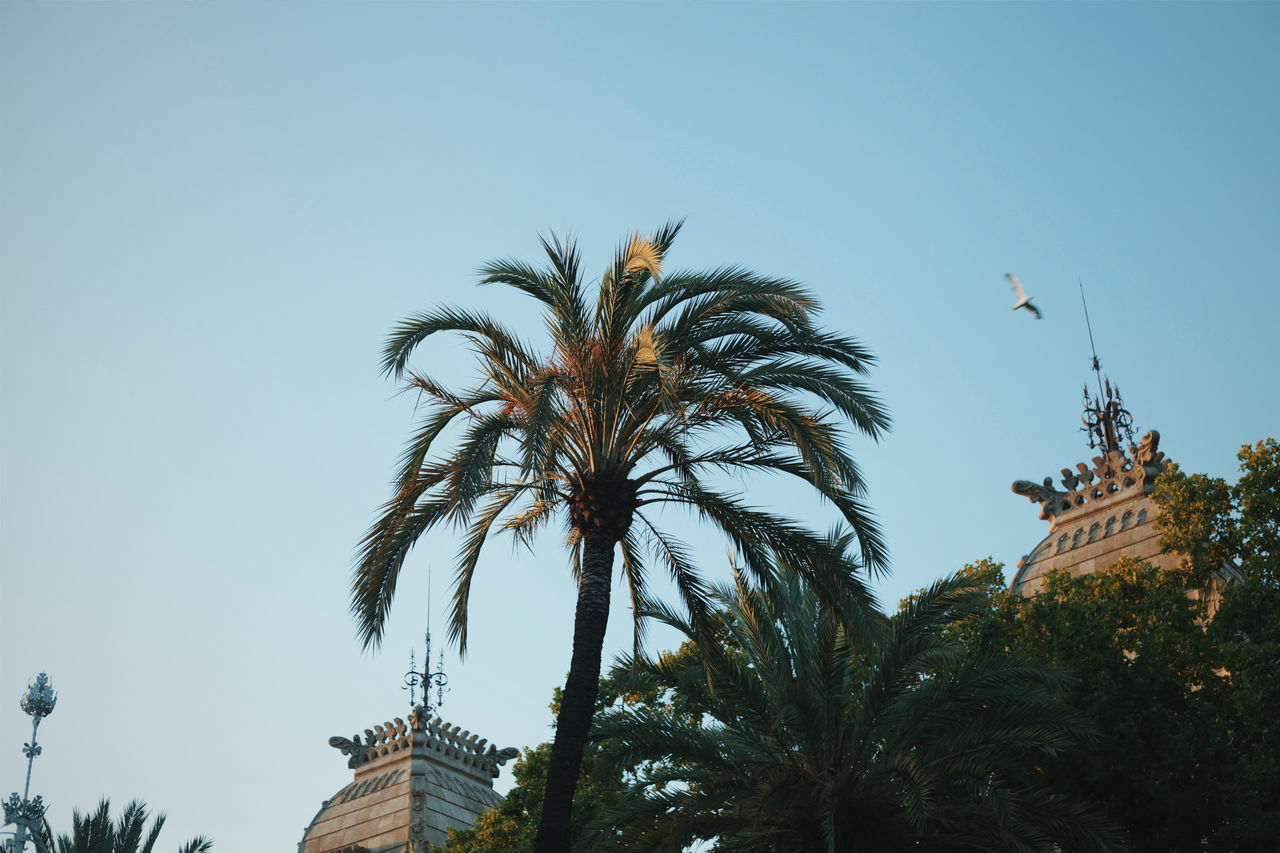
[
  {"left": 5, "top": 673, "right": 57, "bottom": 853},
  {"left": 1076, "top": 280, "right": 1135, "bottom": 455},
  {"left": 402, "top": 567, "right": 449, "bottom": 715},
  {"left": 1082, "top": 378, "right": 1135, "bottom": 455},
  {"left": 403, "top": 631, "right": 449, "bottom": 716},
  {"left": 20, "top": 674, "right": 56, "bottom": 720}
]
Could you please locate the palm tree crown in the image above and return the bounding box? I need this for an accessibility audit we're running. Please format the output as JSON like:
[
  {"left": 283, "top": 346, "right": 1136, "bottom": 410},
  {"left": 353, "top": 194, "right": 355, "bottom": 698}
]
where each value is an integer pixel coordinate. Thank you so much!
[
  {"left": 587, "top": 569, "right": 1126, "bottom": 853},
  {"left": 55, "top": 800, "right": 211, "bottom": 853},
  {"left": 352, "top": 222, "right": 890, "bottom": 852}
]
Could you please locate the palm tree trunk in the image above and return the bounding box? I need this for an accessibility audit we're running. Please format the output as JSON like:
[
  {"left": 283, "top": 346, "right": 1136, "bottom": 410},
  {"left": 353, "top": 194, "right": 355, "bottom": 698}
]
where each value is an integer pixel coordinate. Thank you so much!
[{"left": 532, "top": 531, "right": 615, "bottom": 853}]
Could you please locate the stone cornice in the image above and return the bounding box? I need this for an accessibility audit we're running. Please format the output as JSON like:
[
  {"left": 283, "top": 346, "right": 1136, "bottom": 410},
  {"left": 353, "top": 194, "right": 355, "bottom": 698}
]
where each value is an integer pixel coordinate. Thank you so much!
[
  {"left": 1012, "top": 430, "right": 1166, "bottom": 529},
  {"left": 328, "top": 708, "right": 517, "bottom": 780}
]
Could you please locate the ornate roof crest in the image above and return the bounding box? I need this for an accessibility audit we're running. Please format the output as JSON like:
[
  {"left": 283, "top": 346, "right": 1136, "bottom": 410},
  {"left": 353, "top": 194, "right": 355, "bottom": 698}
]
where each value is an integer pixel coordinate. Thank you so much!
[{"left": 1013, "top": 430, "right": 1166, "bottom": 525}]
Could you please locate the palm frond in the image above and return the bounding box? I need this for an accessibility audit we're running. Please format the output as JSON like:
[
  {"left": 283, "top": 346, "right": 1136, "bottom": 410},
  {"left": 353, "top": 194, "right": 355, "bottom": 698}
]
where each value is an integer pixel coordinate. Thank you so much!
[
  {"left": 449, "top": 486, "right": 525, "bottom": 654},
  {"left": 380, "top": 306, "right": 528, "bottom": 379},
  {"left": 586, "top": 566, "right": 1123, "bottom": 853}
]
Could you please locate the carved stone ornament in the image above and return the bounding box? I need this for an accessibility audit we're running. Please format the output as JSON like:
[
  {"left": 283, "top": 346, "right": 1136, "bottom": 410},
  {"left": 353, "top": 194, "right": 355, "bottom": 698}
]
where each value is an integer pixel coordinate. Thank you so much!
[
  {"left": 1013, "top": 430, "right": 1167, "bottom": 524},
  {"left": 327, "top": 735, "right": 371, "bottom": 769},
  {"left": 1133, "top": 429, "right": 1163, "bottom": 468},
  {"left": 1011, "top": 477, "right": 1070, "bottom": 520}
]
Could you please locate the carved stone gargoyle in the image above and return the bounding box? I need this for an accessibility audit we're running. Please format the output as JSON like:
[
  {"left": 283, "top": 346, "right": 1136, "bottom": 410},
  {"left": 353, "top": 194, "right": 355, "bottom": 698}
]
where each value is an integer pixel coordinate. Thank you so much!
[
  {"left": 1011, "top": 476, "right": 1070, "bottom": 521},
  {"left": 328, "top": 734, "right": 371, "bottom": 769},
  {"left": 479, "top": 745, "right": 520, "bottom": 778}
]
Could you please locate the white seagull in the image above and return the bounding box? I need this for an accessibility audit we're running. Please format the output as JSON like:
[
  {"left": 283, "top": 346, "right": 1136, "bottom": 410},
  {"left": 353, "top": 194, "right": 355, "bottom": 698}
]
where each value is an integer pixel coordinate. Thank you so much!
[{"left": 1005, "top": 273, "right": 1042, "bottom": 319}]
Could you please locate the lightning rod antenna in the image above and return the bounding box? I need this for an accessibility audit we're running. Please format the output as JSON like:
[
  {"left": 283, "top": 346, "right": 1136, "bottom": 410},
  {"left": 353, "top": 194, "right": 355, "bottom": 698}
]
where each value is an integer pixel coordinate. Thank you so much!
[
  {"left": 1076, "top": 278, "right": 1136, "bottom": 453},
  {"left": 404, "top": 564, "right": 449, "bottom": 714},
  {"left": 1078, "top": 278, "right": 1105, "bottom": 403}
]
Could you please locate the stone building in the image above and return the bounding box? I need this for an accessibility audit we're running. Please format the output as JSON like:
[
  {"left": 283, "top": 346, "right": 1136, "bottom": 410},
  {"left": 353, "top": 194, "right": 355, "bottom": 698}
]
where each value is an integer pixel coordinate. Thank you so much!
[
  {"left": 1008, "top": 428, "right": 1176, "bottom": 596},
  {"left": 1008, "top": 380, "right": 1240, "bottom": 601},
  {"left": 298, "top": 706, "right": 517, "bottom": 853}
]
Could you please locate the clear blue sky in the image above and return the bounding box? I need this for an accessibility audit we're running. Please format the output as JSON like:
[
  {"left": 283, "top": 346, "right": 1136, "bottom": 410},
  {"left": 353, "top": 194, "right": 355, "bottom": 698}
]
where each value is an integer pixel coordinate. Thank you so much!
[{"left": 3, "top": 3, "right": 1277, "bottom": 850}]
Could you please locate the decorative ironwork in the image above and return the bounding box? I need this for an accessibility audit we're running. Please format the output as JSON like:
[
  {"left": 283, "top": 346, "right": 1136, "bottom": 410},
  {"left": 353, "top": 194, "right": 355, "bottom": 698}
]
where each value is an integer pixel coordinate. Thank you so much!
[
  {"left": 1081, "top": 377, "right": 1135, "bottom": 454},
  {"left": 5, "top": 673, "right": 56, "bottom": 853},
  {"left": 404, "top": 632, "right": 448, "bottom": 716},
  {"left": 19, "top": 675, "right": 56, "bottom": 720},
  {"left": 3, "top": 794, "right": 45, "bottom": 824},
  {"left": 1075, "top": 279, "right": 1136, "bottom": 455},
  {"left": 404, "top": 567, "right": 449, "bottom": 715}
]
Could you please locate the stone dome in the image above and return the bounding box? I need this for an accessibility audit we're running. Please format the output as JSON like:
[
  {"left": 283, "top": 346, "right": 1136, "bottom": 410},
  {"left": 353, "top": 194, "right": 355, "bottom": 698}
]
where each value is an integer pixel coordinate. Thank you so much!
[
  {"left": 298, "top": 708, "right": 517, "bottom": 853},
  {"left": 1009, "top": 430, "right": 1178, "bottom": 595}
]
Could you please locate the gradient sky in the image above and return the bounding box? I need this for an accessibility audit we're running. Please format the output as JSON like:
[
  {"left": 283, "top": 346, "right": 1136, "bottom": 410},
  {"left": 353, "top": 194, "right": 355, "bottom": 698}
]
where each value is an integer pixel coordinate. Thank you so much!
[{"left": 2, "top": 3, "right": 1277, "bottom": 850}]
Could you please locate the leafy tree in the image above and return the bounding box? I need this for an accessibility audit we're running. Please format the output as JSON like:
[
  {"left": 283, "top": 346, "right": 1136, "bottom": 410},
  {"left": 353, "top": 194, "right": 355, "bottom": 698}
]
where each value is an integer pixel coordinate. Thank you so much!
[
  {"left": 442, "top": 735, "right": 626, "bottom": 853},
  {"left": 54, "top": 800, "right": 211, "bottom": 853},
  {"left": 1151, "top": 436, "right": 1280, "bottom": 847},
  {"left": 974, "top": 557, "right": 1227, "bottom": 852},
  {"left": 970, "top": 433, "right": 1280, "bottom": 853},
  {"left": 1204, "top": 576, "right": 1280, "bottom": 848},
  {"left": 585, "top": 567, "right": 1123, "bottom": 853},
  {"left": 441, "top": 680, "right": 641, "bottom": 853},
  {"left": 352, "top": 224, "right": 889, "bottom": 851},
  {"left": 1154, "top": 436, "right": 1279, "bottom": 586}
]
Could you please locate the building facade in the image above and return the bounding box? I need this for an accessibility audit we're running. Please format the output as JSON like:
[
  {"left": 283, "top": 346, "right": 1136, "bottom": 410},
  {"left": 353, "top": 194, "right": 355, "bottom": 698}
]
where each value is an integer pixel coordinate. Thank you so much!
[
  {"left": 298, "top": 707, "right": 517, "bottom": 853},
  {"left": 1009, "top": 429, "right": 1177, "bottom": 596}
]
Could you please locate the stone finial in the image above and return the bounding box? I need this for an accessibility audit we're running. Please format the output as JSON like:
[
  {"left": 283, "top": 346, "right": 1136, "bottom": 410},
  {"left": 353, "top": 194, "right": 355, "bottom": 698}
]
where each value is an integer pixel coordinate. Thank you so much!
[{"left": 1131, "top": 429, "right": 1164, "bottom": 470}]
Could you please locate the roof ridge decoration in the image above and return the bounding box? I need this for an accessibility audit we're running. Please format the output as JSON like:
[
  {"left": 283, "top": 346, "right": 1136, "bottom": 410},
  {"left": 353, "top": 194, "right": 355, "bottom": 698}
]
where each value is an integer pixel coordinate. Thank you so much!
[
  {"left": 1012, "top": 430, "right": 1165, "bottom": 524},
  {"left": 327, "top": 707, "right": 518, "bottom": 779}
]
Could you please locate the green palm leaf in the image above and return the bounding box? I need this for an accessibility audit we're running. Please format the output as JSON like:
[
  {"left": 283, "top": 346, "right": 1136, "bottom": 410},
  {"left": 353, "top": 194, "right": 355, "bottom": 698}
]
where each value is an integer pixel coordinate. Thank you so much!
[
  {"left": 55, "top": 800, "right": 211, "bottom": 853},
  {"left": 586, "top": 567, "right": 1126, "bottom": 853},
  {"left": 353, "top": 225, "right": 890, "bottom": 853}
]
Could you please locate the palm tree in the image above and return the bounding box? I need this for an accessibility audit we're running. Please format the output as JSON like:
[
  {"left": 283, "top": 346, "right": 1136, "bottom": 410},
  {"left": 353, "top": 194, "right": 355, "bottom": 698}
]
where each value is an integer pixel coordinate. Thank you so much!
[
  {"left": 352, "top": 222, "right": 890, "bottom": 852},
  {"left": 585, "top": 566, "right": 1126, "bottom": 853},
  {"left": 55, "top": 800, "right": 211, "bottom": 853}
]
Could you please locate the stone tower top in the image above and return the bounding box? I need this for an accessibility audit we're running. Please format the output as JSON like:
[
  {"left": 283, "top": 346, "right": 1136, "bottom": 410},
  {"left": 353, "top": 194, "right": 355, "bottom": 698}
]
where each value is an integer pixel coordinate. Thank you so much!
[
  {"left": 299, "top": 708, "right": 517, "bottom": 853},
  {"left": 1011, "top": 429, "right": 1167, "bottom": 531},
  {"left": 326, "top": 708, "right": 518, "bottom": 782},
  {"left": 1007, "top": 430, "right": 1176, "bottom": 597}
]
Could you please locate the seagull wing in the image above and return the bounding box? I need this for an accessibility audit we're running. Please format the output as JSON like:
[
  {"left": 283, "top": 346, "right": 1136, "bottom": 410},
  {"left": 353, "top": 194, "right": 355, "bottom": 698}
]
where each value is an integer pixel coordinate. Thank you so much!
[
  {"left": 1026, "top": 301, "right": 1042, "bottom": 319},
  {"left": 1005, "top": 273, "right": 1027, "bottom": 302}
]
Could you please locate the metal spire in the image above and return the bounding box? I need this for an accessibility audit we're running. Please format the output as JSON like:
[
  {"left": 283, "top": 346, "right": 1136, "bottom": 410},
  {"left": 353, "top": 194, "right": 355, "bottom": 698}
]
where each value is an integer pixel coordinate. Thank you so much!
[
  {"left": 4, "top": 673, "right": 57, "bottom": 853},
  {"left": 403, "top": 567, "right": 449, "bottom": 716},
  {"left": 1077, "top": 279, "right": 1135, "bottom": 453}
]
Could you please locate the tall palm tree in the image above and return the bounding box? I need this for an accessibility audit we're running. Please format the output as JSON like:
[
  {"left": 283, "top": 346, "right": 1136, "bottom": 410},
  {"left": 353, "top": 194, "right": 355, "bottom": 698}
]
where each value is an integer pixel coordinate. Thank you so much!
[
  {"left": 585, "top": 567, "right": 1126, "bottom": 853},
  {"left": 352, "top": 222, "right": 890, "bottom": 852},
  {"left": 55, "top": 800, "right": 211, "bottom": 853}
]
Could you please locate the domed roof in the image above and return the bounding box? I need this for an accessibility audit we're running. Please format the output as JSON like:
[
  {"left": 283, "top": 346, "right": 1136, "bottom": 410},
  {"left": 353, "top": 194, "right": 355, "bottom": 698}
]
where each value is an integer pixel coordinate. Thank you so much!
[
  {"left": 299, "top": 709, "right": 517, "bottom": 853},
  {"left": 1008, "top": 431, "right": 1177, "bottom": 595}
]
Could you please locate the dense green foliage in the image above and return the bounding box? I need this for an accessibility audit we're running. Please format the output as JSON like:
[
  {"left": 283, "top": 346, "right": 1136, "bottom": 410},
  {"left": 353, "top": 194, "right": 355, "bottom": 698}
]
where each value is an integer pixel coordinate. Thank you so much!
[
  {"left": 441, "top": 437, "right": 1278, "bottom": 852},
  {"left": 441, "top": 738, "right": 627, "bottom": 853},
  {"left": 441, "top": 682, "right": 637, "bottom": 853},
  {"left": 583, "top": 568, "right": 1122, "bottom": 853},
  {"left": 353, "top": 224, "right": 889, "bottom": 851},
  {"left": 965, "top": 436, "right": 1280, "bottom": 852},
  {"left": 973, "top": 558, "right": 1228, "bottom": 851},
  {"left": 1154, "top": 437, "right": 1279, "bottom": 586},
  {"left": 54, "top": 800, "right": 211, "bottom": 853}
]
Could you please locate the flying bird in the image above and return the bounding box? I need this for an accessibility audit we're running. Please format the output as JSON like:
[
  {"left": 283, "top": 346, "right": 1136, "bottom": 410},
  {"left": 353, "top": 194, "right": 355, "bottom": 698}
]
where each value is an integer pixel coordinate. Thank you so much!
[{"left": 1005, "top": 273, "right": 1042, "bottom": 319}]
